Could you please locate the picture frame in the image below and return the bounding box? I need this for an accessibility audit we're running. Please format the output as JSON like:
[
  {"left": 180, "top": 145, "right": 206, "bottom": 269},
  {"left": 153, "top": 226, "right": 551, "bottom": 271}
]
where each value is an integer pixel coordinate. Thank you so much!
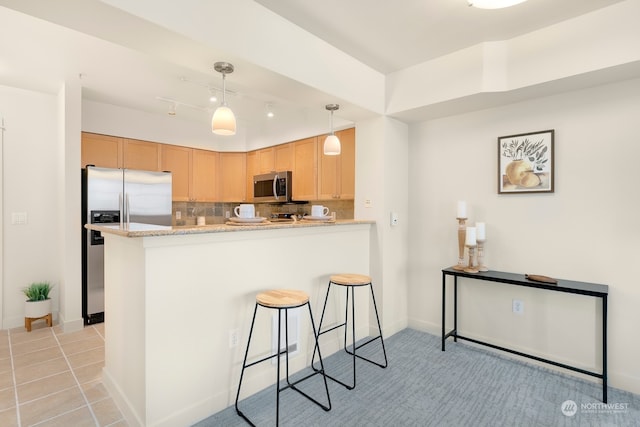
[{"left": 498, "top": 129, "right": 554, "bottom": 194}]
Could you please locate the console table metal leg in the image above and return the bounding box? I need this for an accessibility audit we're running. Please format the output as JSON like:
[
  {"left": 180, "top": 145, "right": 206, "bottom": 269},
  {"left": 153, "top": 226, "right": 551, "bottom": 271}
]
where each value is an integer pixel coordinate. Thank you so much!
[
  {"left": 453, "top": 277, "right": 458, "bottom": 343},
  {"left": 441, "top": 272, "right": 446, "bottom": 351},
  {"left": 603, "top": 294, "right": 608, "bottom": 403}
]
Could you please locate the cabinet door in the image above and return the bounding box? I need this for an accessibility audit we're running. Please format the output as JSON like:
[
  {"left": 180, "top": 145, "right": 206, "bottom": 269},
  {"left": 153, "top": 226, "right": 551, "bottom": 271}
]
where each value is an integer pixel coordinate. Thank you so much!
[
  {"left": 161, "top": 145, "right": 191, "bottom": 202},
  {"left": 337, "top": 127, "right": 356, "bottom": 200},
  {"left": 317, "top": 128, "right": 355, "bottom": 200},
  {"left": 317, "top": 133, "right": 338, "bottom": 200},
  {"left": 124, "top": 139, "right": 161, "bottom": 171},
  {"left": 219, "top": 152, "right": 247, "bottom": 202},
  {"left": 192, "top": 149, "right": 218, "bottom": 202},
  {"left": 246, "top": 150, "right": 258, "bottom": 201},
  {"left": 293, "top": 137, "right": 317, "bottom": 201},
  {"left": 258, "top": 147, "right": 275, "bottom": 173},
  {"left": 81, "top": 132, "right": 123, "bottom": 168},
  {"left": 274, "top": 143, "right": 293, "bottom": 172}
]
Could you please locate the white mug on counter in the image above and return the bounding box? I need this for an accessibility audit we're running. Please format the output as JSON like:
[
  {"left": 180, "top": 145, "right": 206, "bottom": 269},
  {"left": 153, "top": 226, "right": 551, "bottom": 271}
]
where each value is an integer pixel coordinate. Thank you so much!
[
  {"left": 311, "top": 205, "right": 330, "bottom": 217},
  {"left": 234, "top": 204, "right": 255, "bottom": 218}
]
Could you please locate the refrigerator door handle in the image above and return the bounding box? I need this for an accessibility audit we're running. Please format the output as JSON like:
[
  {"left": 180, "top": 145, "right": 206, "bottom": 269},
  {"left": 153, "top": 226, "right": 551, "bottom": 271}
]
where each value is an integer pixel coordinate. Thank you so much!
[
  {"left": 119, "top": 193, "right": 124, "bottom": 228},
  {"left": 125, "top": 193, "right": 131, "bottom": 227},
  {"left": 273, "top": 174, "right": 279, "bottom": 201}
]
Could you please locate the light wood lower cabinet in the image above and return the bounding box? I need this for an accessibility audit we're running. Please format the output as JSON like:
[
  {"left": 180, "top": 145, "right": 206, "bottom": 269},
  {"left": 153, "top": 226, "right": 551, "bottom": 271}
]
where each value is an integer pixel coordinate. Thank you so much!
[{"left": 219, "top": 152, "right": 247, "bottom": 202}]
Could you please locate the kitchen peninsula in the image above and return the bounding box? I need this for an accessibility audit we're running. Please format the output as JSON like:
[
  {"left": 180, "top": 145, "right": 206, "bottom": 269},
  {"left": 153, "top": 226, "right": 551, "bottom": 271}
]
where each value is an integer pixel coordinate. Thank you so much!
[{"left": 87, "top": 219, "right": 374, "bottom": 427}]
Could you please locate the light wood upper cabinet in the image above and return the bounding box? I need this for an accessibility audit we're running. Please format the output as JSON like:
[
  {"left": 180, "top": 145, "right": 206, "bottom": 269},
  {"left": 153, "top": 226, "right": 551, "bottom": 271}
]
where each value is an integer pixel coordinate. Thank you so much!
[
  {"left": 318, "top": 127, "right": 356, "bottom": 200},
  {"left": 274, "top": 143, "right": 293, "bottom": 172},
  {"left": 219, "top": 152, "right": 247, "bottom": 202},
  {"left": 258, "top": 147, "right": 275, "bottom": 173},
  {"left": 192, "top": 149, "right": 218, "bottom": 202},
  {"left": 246, "top": 150, "right": 258, "bottom": 201},
  {"left": 293, "top": 137, "right": 318, "bottom": 201},
  {"left": 161, "top": 146, "right": 218, "bottom": 202},
  {"left": 81, "top": 132, "right": 123, "bottom": 168},
  {"left": 160, "top": 145, "right": 192, "bottom": 202},
  {"left": 124, "top": 139, "right": 161, "bottom": 171}
]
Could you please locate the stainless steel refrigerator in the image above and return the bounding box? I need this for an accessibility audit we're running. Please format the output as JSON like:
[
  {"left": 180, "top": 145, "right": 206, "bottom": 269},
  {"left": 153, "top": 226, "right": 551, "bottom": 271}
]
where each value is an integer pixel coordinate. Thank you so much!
[{"left": 81, "top": 166, "right": 172, "bottom": 324}]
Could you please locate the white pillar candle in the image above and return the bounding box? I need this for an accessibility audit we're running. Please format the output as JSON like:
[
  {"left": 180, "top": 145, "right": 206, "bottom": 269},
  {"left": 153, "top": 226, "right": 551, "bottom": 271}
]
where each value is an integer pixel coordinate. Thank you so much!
[
  {"left": 476, "top": 222, "right": 486, "bottom": 240},
  {"left": 465, "top": 226, "right": 476, "bottom": 246},
  {"left": 457, "top": 201, "right": 467, "bottom": 218}
]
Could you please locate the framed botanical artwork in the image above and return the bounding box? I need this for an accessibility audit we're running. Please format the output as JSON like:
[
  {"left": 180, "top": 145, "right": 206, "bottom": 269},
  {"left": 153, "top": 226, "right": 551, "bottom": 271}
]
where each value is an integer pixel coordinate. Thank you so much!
[{"left": 498, "top": 129, "right": 554, "bottom": 194}]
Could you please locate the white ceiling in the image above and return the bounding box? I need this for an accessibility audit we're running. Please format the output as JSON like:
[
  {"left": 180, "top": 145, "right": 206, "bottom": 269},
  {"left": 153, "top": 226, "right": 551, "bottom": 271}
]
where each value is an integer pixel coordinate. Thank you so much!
[
  {"left": 0, "top": 0, "right": 627, "bottom": 147},
  {"left": 254, "top": 0, "right": 624, "bottom": 74}
]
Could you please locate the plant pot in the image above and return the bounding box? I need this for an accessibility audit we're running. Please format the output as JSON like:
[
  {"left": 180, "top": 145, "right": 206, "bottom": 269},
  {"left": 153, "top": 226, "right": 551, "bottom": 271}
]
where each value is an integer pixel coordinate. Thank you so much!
[{"left": 25, "top": 299, "right": 52, "bottom": 318}]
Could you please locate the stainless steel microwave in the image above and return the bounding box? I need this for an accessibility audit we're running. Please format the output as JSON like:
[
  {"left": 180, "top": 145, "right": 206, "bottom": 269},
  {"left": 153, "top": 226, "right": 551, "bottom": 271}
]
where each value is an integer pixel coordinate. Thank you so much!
[{"left": 253, "top": 171, "right": 293, "bottom": 203}]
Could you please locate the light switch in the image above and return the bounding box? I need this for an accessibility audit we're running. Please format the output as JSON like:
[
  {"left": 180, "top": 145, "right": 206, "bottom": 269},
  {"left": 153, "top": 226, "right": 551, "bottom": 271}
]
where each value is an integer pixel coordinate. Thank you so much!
[{"left": 390, "top": 212, "right": 399, "bottom": 226}]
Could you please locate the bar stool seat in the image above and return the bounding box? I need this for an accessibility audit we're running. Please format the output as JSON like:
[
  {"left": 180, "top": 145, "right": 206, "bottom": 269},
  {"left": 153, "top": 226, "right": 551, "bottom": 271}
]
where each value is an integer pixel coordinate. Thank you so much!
[
  {"left": 235, "top": 289, "right": 331, "bottom": 426},
  {"left": 312, "top": 274, "right": 388, "bottom": 390}
]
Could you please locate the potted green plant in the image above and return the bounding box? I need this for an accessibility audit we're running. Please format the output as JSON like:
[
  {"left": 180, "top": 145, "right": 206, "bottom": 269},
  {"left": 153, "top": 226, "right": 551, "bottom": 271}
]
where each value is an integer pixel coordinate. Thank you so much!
[{"left": 23, "top": 281, "right": 53, "bottom": 319}]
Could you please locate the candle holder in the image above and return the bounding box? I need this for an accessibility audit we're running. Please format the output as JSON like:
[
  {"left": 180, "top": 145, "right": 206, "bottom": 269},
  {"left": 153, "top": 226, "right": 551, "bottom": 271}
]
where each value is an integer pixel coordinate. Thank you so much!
[
  {"left": 464, "top": 244, "right": 479, "bottom": 273},
  {"left": 453, "top": 218, "right": 467, "bottom": 271},
  {"left": 476, "top": 239, "right": 488, "bottom": 272}
]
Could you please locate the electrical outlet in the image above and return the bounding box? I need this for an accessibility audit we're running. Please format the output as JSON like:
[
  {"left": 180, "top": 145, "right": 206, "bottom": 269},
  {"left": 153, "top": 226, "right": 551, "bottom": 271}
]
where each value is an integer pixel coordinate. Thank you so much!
[
  {"left": 175, "top": 211, "right": 181, "bottom": 220},
  {"left": 225, "top": 211, "right": 231, "bottom": 219},
  {"left": 364, "top": 199, "right": 372, "bottom": 208},
  {"left": 229, "top": 329, "right": 239, "bottom": 348},
  {"left": 512, "top": 299, "right": 524, "bottom": 315}
]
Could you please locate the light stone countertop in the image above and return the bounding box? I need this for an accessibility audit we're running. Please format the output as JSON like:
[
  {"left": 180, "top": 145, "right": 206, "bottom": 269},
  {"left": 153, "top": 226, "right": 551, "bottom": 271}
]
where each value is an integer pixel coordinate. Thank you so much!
[{"left": 85, "top": 219, "right": 374, "bottom": 238}]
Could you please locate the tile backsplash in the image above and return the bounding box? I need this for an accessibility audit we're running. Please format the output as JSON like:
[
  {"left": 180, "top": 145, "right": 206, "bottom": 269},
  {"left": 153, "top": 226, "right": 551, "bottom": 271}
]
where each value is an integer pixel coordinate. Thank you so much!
[{"left": 172, "top": 200, "right": 354, "bottom": 226}]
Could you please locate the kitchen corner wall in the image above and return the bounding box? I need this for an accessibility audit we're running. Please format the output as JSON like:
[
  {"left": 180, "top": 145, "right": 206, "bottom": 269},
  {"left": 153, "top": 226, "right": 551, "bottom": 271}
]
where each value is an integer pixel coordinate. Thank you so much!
[{"left": 407, "top": 77, "right": 640, "bottom": 395}]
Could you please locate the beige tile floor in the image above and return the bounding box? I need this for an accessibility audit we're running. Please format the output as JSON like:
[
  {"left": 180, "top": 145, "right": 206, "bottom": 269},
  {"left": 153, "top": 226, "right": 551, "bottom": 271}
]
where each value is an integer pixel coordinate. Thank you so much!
[{"left": 0, "top": 321, "right": 128, "bottom": 426}]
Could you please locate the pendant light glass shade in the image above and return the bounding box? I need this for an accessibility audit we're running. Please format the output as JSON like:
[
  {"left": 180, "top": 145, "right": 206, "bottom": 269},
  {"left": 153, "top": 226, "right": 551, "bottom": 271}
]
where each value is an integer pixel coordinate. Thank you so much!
[
  {"left": 212, "top": 62, "right": 236, "bottom": 136},
  {"left": 467, "top": 0, "right": 527, "bottom": 8},
  {"left": 211, "top": 105, "right": 236, "bottom": 135},
  {"left": 323, "top": 104, "right": 341, "bottom": 156},
  {"left": 324, "top": 134, "right": 341, "bottom": 155}
]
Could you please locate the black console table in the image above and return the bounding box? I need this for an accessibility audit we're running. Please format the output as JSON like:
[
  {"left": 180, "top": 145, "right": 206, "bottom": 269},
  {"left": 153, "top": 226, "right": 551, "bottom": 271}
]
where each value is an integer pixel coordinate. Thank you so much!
[{"left": 441, "top": 267, "right": 608, "bottom": 402}]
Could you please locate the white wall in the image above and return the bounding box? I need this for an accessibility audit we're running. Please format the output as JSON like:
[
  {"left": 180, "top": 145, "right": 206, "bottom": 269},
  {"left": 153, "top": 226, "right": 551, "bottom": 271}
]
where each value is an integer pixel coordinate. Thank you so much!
[
  {"left": 355, "top": 117, "right": 410, "bottom": 336},
  {"left": 0, "top": 85, "right": 61, "bottom": 328},
  {"left": 407, "top": 77, "right": 640, "bottom": 394}
]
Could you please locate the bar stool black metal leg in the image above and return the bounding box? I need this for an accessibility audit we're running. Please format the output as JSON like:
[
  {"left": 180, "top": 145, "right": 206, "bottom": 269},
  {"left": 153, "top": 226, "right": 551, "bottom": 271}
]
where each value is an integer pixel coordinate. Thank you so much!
[
  {"left": 275, "top": 307, "right": 282, "bottom": 426},
  {"left": 287, "top": 303, "right": 332, "bottom": 411},
  {"left": 343, "top": 283, "right": 388, "bottom": 368},
  {"left": 235, "top": 303, "right": 259, "bottom": 426}
]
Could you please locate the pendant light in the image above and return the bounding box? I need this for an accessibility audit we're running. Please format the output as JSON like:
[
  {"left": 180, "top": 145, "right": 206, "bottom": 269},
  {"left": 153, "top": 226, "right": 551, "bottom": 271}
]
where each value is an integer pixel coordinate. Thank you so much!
[
  {"left": 211, "top": 62, "right": 236, "bottom": 135},
  {"left": 323, "top": 104, "right": 341, "bottom": 156},
  {"left": 467, "top": 0, "right": 527, "bottom": 9}
]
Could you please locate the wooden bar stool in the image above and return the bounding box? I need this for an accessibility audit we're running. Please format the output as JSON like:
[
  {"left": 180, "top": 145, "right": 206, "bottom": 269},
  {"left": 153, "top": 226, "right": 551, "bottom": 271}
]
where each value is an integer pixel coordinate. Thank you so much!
[
  {"left": 312, "top": 274, "right": 388, "bottom": 390},
  {"left": 235, "top": 289, "right": 331, "bottom": 426}
]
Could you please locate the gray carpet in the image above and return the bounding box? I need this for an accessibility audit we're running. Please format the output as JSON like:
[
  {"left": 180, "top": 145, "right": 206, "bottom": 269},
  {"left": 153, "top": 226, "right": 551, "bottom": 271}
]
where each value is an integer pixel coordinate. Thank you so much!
[{"left": 194, "top": 329, "right": 640, "bottom": 426}]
